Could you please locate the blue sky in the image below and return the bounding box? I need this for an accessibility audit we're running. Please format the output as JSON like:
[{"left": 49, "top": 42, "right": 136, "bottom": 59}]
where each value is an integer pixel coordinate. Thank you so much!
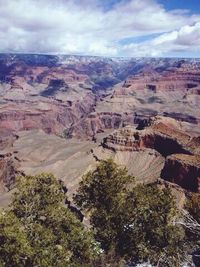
[
  {"left": 158, "top": 0, "right": 200, "bottom": 13},
  {"left": 0, "top": 0, "right": 200, "bottom": 57}
]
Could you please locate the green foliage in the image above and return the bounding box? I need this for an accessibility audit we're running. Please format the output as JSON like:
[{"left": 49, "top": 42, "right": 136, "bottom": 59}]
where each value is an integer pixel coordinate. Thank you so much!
[
  {"left": 0, "top": 162, "right": 189, "bottom": 267},
  {"left": 0, "top": 173, "right": 97, "bottom": 267},
  {"left": 12, "top": 173, "right": 64, "bottom": 222},
  {"left": 74, "top": 159, "right": 185, "bottom": 267},
  {"left": 74, "top": 159, "right": 134, "bottom": 255},
  {"left": 0, "top": 211, "right": 33, "bottom": 267},
  {"left": 117, "top": 185, "right": 185, "bottom": 267},
  {"left": 74, "top": 159, "right": 134, "bottom": 212}
]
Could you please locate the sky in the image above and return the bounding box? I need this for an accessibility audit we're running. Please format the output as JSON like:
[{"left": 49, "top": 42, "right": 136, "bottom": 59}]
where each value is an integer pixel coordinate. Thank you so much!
[{"left": 0, "top": 0, "right": 200, "bottom": 57}]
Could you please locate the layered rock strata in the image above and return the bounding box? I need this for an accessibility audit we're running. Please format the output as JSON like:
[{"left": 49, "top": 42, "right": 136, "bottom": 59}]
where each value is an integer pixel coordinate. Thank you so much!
[{"left": 102, "top": 116, "right": 200, "bottom": 192}]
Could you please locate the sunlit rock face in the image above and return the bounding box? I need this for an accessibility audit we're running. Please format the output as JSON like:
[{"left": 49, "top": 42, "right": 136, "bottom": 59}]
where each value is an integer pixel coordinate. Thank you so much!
[{"left": 101, "top": 116, "right": 200, "bottom": 192}]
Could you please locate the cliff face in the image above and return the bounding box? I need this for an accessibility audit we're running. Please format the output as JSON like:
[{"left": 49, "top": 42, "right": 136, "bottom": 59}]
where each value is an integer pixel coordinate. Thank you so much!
[
  {"left": 123, "top": 63, "right": 200, "bottom": 93},
  {"left": 0, "top": 93, "right": 95, "bottom": 135},
  {"left": 161, "top": 154, "right": 200, "bottom": 193},
  {"left": 102, "top": 117, "right": 198, "bottom": 156},
  {"left": 70, "top": 112, "right": 136, "bottom": 139},
  {"left": 0, "top": 153, "right": 19, "bottom": 192},
  {"left": 101, "top": 116, "right": 200, "bottom": 193},
  {"left": 0, "top": 131, "right": 20, "bottom": 192},
  {"left": 0, "top": 55, "right": 200, "bottom": 140}
]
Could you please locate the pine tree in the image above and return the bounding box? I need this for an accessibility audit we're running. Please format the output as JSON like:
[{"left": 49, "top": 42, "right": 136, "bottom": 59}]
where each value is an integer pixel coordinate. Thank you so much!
[
  {"left": 0, "top": 173, "right": 97, "bottom": 267},
  {"left": 74, "top": 159, "right": 185, "bottom": 267}
]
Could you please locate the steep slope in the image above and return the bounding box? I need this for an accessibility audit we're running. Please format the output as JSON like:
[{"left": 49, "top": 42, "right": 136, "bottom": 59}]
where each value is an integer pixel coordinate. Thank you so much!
[{"left": 100, "top": 116, "right": 200, "bottom": 192}]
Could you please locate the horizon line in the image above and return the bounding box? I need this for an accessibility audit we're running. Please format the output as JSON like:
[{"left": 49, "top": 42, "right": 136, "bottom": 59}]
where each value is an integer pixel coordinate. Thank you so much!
[{"left": 0, "top": 52, "right": 200, "bottom": 60}]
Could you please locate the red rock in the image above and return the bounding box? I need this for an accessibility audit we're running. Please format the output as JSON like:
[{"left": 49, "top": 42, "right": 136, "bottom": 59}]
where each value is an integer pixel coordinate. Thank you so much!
[{"left": 161, "top": 154, "right": 200, "bottom": 193}]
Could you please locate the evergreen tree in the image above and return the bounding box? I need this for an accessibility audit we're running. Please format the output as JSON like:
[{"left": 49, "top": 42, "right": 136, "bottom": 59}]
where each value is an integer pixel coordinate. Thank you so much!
[
  {"left": 0, "top": 211, "right": 33, "bottom": 267},
  {"left": 74, "top": 159, "right": 185, "bottom": 267},
  {"left": 74, "top": 159, "right": 134, "bottom": 254},
  {"left": 118, "top": 184, "right": 185, "bottom": 267},
  {"left": 0, "top": 173, "right": 97, "bottom": 267}
]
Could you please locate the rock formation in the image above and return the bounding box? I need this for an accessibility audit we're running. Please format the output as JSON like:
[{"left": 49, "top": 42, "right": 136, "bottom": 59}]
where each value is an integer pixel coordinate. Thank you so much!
[
  {"left": 0, "top": 130, "right": 20, "bottom": 192},
  {"left": 0, "top": 54, "right": 200, "bottom": 139},
  {"left": 161, "top": 154, "right": 200, "bottom": 193},
  {"left": 0, "top": 152, "right": 19, "bottom": 192},
  {"left": 0, "top": 54, "right": 200, "bottom": 203},
  {"left": 102, "top": 116, "right": 200, "bottom": 193}
]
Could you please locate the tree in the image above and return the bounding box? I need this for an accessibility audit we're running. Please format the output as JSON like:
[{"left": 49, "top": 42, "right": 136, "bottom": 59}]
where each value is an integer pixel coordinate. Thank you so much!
[
  {"left": 0, "top": 173, "right": 97, "bottom": 267},
  {"left": 74, "top": 159, "right": 134, "bottom": 212},
  {"left": 74, "top": 159, "right": 134, "bottom": 252},
  {"left": 118, "top": 184, "right": 185, "bottom": 267},
  {"left": 74, "top": 159, "right": 185, "bottom": 267},
  {"left": 0, "top": 211, "right": 33, "bottom": 267}
]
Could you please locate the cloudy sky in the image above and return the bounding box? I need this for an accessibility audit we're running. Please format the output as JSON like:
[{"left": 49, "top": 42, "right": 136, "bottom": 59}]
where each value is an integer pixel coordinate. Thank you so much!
[{"left": 0, "top": 0, "right": 200, "bottom": 57}]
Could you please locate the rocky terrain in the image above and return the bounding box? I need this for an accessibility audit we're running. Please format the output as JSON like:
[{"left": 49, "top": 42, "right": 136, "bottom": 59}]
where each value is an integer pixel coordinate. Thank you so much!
[
  {"left": 0, "top": 54, "right": 200, "bottom": 205},
  {"left": 0, "top": 54, "right": 200, "bottom": 139},
  {"left": 101, "top": 116, "right": 200, "bottom": 193}
]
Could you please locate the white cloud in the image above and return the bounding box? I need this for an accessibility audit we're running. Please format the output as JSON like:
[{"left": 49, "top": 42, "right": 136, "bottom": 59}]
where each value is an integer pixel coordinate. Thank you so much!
[
  {"left": 122, "top": 22, "right": 200, "bottom": 57},
  {"left": 0, "top": 0, "right": 200, "bottom": 56}
]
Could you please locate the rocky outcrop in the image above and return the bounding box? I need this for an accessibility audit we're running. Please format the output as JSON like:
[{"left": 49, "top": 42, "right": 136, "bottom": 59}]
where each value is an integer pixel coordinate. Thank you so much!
[
  {"left": 0, "top": 130, "right": 21, "bottom": 192},
  {"left": 156, "top": 179, "right": 186, "bottom": 209},
  {"left": 104, "top": 60, "right": 200, "bottom": 137},
  {"left": 122, "top": 63, "right": 200, "bottom": 93},
  {"left": 101, "top": 116, "right": 200, "bottom": 192},
  {"left": 102, "top": 117, "right": 198, "bottom": 156},
  {"left": 70, "top": 112, "right": 136, "bottom": 139},
  {"left": 161, "top": 154, "right": 200, "bottom": 193},
  {"left": 0, "top": 152, "right": 20, "bottom": 192}
]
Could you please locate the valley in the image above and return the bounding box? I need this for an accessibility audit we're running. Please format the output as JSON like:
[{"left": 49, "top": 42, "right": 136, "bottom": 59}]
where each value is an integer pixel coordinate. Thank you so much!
[{"left": 0, "top": 54, "right": 200, "bottom": 206}]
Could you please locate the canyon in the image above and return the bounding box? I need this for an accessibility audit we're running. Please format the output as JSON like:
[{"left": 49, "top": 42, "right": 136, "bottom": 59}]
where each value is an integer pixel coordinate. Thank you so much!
[{"left": 0, "top": 54, "right": 200, "bottom": 205}]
